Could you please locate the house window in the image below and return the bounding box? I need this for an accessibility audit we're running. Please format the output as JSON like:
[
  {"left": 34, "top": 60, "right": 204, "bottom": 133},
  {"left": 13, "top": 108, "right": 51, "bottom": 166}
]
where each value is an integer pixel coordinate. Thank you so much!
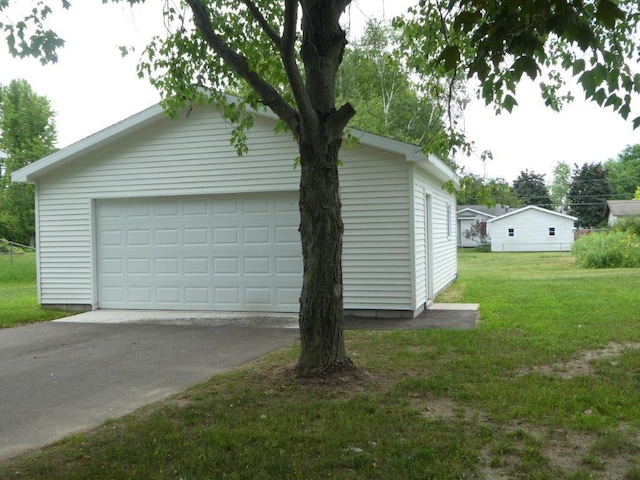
[
  {"left": 549, "top": 227, "right": 556, "bottom": 236},
  {"left": 508, "top": 228, "right": 515, "bottom": 237}
]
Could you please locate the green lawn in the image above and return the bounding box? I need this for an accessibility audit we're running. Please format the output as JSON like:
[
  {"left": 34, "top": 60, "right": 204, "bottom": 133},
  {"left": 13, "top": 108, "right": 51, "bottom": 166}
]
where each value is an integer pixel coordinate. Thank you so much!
[
  {"left": 0, "top": 253, "right": 70, "bottom": 327},
  {"left": 1, "top": 252, "right": 640, "bottom": 479}
]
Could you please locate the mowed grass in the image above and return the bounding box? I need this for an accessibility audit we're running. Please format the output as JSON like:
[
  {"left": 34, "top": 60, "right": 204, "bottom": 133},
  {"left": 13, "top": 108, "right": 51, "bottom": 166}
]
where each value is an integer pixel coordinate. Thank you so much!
[
  {"left": 0, "top": 253, "right": 70, "bottom": 327},
  {"left": 2, "top": 252, "right": 640, "bottom": 479}
]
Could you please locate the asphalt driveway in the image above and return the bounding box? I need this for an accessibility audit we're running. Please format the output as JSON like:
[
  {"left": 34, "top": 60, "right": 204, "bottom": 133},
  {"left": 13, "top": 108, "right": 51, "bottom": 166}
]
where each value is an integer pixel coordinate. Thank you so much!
[
  {"left": 0, "top": 318, "right": 299, "bottom": 461},
  {"left": 0, "top": 304, "right": 477, "bottom": 462}
]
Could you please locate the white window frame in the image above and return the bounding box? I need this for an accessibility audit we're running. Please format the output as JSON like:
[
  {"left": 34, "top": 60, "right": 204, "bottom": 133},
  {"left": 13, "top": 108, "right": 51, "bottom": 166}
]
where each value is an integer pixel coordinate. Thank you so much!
[
  {"left": 508, "top": 228, "right": 515, "bottom": 237},
  {"left": 549, "top": 227, "right": 556, "bottom": 236}
]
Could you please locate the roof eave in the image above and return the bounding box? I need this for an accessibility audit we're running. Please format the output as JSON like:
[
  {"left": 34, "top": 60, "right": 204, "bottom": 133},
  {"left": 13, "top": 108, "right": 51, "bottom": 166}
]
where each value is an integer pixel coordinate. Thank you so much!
[{"left": 11, "top": 103, "right": 165, "bottom": 184}]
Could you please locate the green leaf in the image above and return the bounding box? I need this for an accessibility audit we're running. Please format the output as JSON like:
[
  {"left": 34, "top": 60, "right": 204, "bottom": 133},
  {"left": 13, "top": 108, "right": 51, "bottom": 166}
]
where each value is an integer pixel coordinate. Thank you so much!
[
  {"left": 438, "top": 45, "right": 460, "bottom": 72},
  {"left": 579, "top": 70, "right": 596, "bottom": 96},
  {"left": 632, "top": 116, "right": 640, "bottom": 130},
  {"left": 453, "top": 10, "right": 482, "bottom": 33},
  {"left": 512, "top": 56, "right": 539, "bottom": 81},
  {"left": 593, "top": 88, "right": 606, "bottom": 106},
  {"left": 572, "top": 59, "right": 586, "bottom": 76},
  {"left": 503, "top": 94, "right": 518, "bottom": 113},
  {"left": 604, "top": 94, "right": 622, "bottom": 110},
  {"left": 595, "top": 0, "right": 625, "bottom": 29}
]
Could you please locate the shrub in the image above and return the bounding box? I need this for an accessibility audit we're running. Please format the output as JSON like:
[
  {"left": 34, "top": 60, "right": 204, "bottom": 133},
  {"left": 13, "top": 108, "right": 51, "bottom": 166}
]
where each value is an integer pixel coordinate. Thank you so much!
[
  {"left": 572, "top": 230, "right": 640, "bottom": 268},
  {"left": 613, "top": 215, "right": 640, "bottom": 237}
]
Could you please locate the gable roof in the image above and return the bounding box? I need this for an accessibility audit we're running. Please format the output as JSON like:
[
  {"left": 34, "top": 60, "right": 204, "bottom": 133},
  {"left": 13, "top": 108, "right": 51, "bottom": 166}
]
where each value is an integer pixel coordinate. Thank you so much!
[
  {"left": 606, "top": 200, "right": 640, "bottom": 217},
  {"left": 456, "top": 207, "right": 496, "bottom": 219},
  {"left": 11, "top": 98, "right": 457, "bottom": 186},
  {"left": 488, "top": 205, "right": 577, "bottom": 223},
  {"left": 457, "top": 204, "right": 510, "bottom": 217}
]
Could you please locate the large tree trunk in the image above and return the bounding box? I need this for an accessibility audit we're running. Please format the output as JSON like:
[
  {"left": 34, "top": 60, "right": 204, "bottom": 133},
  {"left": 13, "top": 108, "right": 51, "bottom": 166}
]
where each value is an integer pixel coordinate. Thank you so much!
[{"left": 295, "top": 134, "right": 354, "bottom": 375}]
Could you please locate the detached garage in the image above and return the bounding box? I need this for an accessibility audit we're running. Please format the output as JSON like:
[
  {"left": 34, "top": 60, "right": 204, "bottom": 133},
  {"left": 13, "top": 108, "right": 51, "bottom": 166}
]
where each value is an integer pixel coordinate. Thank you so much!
[
  {"left": 12, "top": 100, "right": 458, "bottom": 317},
  {"left": 488, "top": 206, "right": 577, "bottom": 252}
]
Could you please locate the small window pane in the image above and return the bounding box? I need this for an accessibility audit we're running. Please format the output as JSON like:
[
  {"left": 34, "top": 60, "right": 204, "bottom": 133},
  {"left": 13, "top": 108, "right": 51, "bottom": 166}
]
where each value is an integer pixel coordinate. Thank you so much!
[
  {"left": 508, "top": 228, "right": 515, "bottom": 237},
  {"left": 549, "top": 227, "right": 556, "bottom": 236}
]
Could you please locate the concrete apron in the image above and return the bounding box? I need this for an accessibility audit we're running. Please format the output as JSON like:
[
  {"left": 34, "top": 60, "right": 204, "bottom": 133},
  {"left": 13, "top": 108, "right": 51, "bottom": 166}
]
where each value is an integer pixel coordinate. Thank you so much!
[
  {"left": 56, "top": 310, "right": 300, "bottom": 328},
  {"left": 57, "top": 303, "right": 480, "bottom": 330}
]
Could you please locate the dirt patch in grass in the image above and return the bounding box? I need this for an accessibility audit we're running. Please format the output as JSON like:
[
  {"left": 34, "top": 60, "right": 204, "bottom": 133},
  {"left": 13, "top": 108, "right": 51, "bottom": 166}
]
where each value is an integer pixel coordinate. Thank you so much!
[
  {"left": 408, "top": 394, "right": 640, "bottom": 479},
  {"left": 517, "top": 342, "right": 640, "bottom": 379}
]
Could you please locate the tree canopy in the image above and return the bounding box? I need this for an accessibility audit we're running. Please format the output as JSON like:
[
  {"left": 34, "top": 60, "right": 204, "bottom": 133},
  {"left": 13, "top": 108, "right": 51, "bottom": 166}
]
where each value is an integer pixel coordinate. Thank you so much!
[
  {"left": 568, "top": 162, "right": 614, "bottom": 227},
  {"left": 336, "top": 20, "right": 461, "bottom": 159},
  {"left": 512, "top": 170, "right": 552, "bottom": 208},
  {"left": 398, "top": 0, "right": 640, "bottom": 126},
  {"left": 605, "top": 144, "right": 640, "bottom": 200},
  {"left": 549, "top": 161, "right": 571, "bottom": 211},
  {"left": 0, "top": 79, "right": 57, "bottom": 245},
  {"left": 456, "top": 173, "right": 521, "bottom": 207}
]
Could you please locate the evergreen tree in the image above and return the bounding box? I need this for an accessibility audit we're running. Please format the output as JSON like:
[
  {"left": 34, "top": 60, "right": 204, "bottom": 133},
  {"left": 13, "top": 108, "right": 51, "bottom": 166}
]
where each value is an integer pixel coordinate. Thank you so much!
[
  {"left": 568, "top": 163, "right": 614, "bottom": 227},
  {"left": 512, "top": 170, "right": 552, "bottom": 208}
]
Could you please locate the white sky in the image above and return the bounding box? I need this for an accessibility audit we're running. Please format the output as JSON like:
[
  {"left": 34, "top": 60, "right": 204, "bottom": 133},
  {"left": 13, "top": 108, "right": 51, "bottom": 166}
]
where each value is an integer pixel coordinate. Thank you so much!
[{"left": 1, "top": 0, "right": 639, "bottom": 183}]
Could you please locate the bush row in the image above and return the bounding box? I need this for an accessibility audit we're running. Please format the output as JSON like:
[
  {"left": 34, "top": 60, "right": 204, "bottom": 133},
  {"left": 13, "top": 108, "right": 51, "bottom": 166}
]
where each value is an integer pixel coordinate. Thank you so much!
[{"left": 572, "top": 216, "right": 640, "bottom": 268}]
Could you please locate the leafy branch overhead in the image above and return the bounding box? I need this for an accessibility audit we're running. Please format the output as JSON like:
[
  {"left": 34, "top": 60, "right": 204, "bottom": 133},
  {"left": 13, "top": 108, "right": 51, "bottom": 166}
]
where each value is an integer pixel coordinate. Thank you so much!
[{"left": 397, "top": 0, "right": 640, "bottom": 124}]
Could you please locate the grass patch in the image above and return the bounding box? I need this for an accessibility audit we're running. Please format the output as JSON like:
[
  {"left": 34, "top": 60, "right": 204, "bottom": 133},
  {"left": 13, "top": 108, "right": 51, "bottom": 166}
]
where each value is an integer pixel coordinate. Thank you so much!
[
  {"left": 1, "top": 252, "right": 640, "bottom": 478},
  {"left": 0, "top": 253, "right": 70, "bottom": 327}
]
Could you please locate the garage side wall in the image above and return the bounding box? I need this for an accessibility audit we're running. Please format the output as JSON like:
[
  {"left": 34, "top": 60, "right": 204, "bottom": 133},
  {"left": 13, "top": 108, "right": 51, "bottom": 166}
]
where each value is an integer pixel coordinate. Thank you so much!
[
  {"left": 34, "top": 105, "right": 414, "bottom": 312},
  {"left": 412, "top": 166, "right": 458, "bottom": 312}
]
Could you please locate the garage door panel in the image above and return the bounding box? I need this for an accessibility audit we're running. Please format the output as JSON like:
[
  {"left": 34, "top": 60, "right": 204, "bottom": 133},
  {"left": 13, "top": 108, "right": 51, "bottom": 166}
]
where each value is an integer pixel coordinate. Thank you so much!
[{"left": 96, "top": 194, "right": 301, "bottom": 312}]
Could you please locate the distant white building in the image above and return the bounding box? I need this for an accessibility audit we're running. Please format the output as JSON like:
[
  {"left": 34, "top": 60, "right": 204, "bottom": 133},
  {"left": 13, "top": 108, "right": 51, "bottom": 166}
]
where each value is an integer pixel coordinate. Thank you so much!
[
  {"left": 488, "top": 205, "right": 577, "bottom": 252},
  {"left": 456, "top": 204, "right": 510, "bottom": 247},
  {"left": 605, "top": 200, "right": 640, "bottom": 226}
]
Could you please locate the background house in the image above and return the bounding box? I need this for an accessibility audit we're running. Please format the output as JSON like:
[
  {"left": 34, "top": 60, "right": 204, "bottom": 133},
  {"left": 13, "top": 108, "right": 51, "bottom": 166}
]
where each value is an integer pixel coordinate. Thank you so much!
[
  {"left": 456, "top": 204, "right": 510, "bottom": 247},
  {"left": 12, "top": 101, "right": 458, "bottom": 318},
  {"left": 488, "top": 206, "right": 577, "bottom": 252},
  {"left": 605, "top": 200, "right": 640, "bottom": 226}
]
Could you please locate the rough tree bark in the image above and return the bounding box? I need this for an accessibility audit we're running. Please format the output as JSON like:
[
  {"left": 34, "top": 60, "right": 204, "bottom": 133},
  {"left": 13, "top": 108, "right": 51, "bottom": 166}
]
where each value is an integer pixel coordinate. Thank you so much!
[{"left": 185, "top": 0, "right": 356, "bottom": 375}]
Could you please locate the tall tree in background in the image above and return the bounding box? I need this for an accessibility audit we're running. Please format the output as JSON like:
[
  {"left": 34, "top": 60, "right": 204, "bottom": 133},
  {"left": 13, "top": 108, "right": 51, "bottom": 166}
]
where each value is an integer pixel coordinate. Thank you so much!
[
  {"left": 337, "top": 20, "right": 464, "bottom": 158},
  {"left": 2, "top": 0, "right": 640, "bottom": 375},
  {"left": 568, "top": 163, "right": 613, "bottom": 227},
  {"left": 605, "top": 144, "right": 640, "bottom": 200},
  {"left": 0, "top": 79, "right": 57, "bottom": 245},
  {"left": 550, "top": 161, "right": 571, "bottom": 212},
  {"left": 456, "top": 173, "right": 521, "bottom": 207},
  {"left": 512, "top": 170, "right": 552, "bottom": 208}
]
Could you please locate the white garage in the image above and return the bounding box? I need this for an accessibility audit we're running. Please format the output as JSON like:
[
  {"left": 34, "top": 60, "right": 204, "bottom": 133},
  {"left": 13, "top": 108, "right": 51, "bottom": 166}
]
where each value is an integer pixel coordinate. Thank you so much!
[
  {"left": 12, "top": 100, "right": 459, "bottom": 317},
  {"left": 96, "top": 194, "right": 302, "bottom": 311}
]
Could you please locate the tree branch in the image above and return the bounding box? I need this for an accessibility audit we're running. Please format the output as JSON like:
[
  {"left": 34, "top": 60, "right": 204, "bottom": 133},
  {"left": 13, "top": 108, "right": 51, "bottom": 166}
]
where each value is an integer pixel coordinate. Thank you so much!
[
  {"left": 184, "top": 0, "right": 299, "bottom": 135},
  {"left": 282, "top": 0, "right": 318, "bottom": 139},
  {"left": 326, "top": 102, "right": 356, "bottom": 140},
  {"left": 241, "top": 0, "right": 282, "bottom": 49}
]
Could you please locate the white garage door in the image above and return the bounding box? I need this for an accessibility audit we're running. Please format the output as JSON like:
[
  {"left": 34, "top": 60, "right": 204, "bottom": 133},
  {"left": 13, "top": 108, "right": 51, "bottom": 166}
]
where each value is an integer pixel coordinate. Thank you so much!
[{"left": 95, "top": 193, "right": 302, "bottom": 312}]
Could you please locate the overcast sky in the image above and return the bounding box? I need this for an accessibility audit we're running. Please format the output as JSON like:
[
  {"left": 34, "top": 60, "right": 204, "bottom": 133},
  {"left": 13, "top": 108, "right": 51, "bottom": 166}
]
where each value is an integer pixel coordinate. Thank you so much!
[{"left": 1, "top": 0, "right": 639, "bottom": 183}]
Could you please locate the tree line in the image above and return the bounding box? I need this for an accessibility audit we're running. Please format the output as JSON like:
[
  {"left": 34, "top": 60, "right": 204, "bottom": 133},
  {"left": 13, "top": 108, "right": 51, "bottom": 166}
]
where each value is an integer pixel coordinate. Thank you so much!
[
  {"left": 0, "top": 79, "right": 57, "bottom": 246},
  {"left": 457, "top": 146, "right": 640, "bottom": 227}
]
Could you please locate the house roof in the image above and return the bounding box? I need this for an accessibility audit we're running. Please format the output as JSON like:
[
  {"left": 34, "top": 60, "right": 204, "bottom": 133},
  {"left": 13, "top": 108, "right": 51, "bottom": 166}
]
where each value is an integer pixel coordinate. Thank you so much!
[
  {"left": 457, "top": 204, "right": 510, "bottom": 217},
  {"left": 605, "top": 200, "right": 640, "bottom": 217},
  {"left": 456, "top": 207, "right": 496, "bottom": 219},
  {"left": 11, "top": 98, "right": 457, "bottom": 186},
  {"left": 488, "top": 205, "right": 577, "bottom": 223}
]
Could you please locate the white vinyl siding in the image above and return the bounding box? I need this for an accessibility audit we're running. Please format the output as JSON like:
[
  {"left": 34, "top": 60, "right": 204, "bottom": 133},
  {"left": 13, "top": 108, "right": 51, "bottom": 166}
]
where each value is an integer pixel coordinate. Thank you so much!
[
  {"left": 341, "top": 152, "right": 413, "bottom": 311},
  {"left": 490, "top": 207, "right": 576, "bottom": 252},
  {"left": 34, "top": 104, "right": 417, "bottom": 312},
  {"left": 412, "top": 166, "right": 458, "bottom": 311}
]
